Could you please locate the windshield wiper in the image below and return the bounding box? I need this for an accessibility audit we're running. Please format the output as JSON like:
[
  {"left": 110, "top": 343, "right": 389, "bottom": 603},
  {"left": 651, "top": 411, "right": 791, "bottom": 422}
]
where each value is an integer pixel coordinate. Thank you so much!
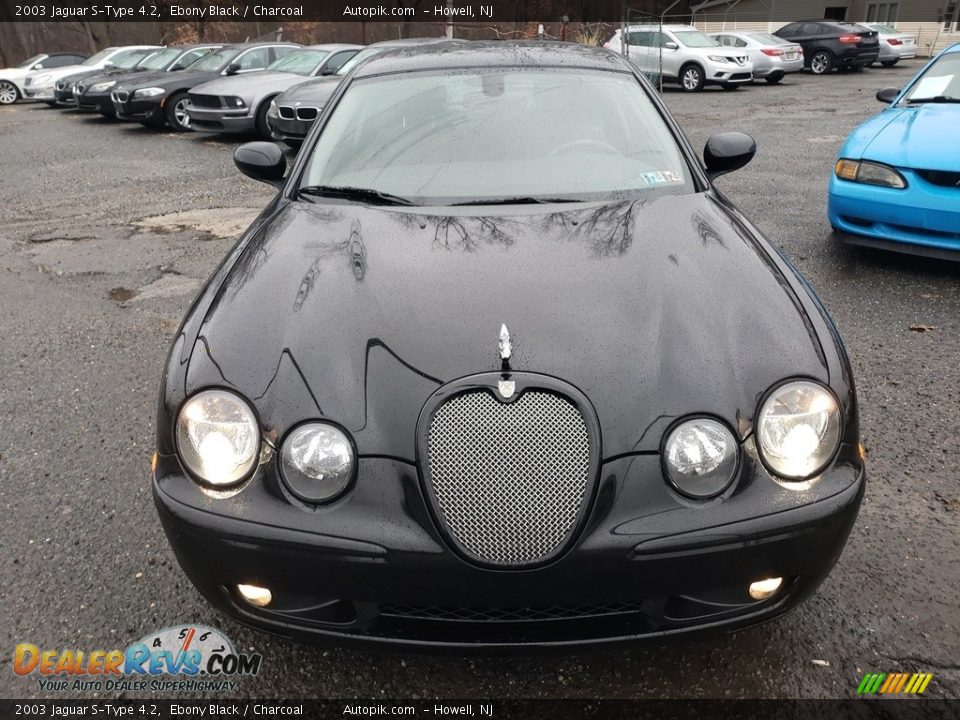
[
  {"left": 297, "top": 185, "right": 416, "bottom": 206},
  {"left": 450, "top": 197, "right": 582, "bottom": 206},
  {"left": 906, "top": 96, "right": 960, "bottom": 104}
]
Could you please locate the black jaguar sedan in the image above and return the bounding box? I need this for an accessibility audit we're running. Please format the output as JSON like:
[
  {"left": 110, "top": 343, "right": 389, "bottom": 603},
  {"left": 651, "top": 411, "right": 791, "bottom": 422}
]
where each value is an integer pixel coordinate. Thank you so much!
[{"left": 154, "top": 41, "right": 865, "bottom": 651}]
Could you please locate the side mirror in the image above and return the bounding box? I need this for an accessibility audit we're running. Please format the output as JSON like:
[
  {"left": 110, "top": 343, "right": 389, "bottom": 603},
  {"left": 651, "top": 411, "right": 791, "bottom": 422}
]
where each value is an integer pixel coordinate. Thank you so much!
[
  {"left": 104, "top": 61, "right": 114, "bottom": 68},
  {"left": 225, "top": 63, "right": 241, "bottom": 75},
  {"left": 876, "top": 87, "right": 899, "bottom": 103},
  {"left": 319, "top": 66, "right": 335, "bottom": 76},
  {"left": 704, "top": 132, "right": 756, "bottom": 179},
  {"left": 234, "top": 142, "right": 286, "bottom": 188},
  {"left": 169, "top": 63, "right": 184, "bottom": 72},
  {"left": 664, "top": 42, "right": 679, "bottom": 50},
  {"left": 33, "top": 63, "right": 44, "bottom": 70}
]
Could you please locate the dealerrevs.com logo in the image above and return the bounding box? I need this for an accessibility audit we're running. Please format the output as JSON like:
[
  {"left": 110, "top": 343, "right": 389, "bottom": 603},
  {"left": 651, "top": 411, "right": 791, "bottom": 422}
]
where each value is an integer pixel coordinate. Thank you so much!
[{"left": 13, "top": 625, "right": 262, "bottom": 693}]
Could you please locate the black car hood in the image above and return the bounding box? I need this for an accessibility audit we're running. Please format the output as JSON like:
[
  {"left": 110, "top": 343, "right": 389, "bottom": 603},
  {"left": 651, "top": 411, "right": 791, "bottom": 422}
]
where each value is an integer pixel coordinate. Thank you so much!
[
  {"left": 120, "top": 69, "right": 221, "bottom": 91},
  {"left": 275, "top": 75, "right": 341, "bottom": 104},
  {"left": 188, "top": 193, "right": 828, "bottom": 459}
]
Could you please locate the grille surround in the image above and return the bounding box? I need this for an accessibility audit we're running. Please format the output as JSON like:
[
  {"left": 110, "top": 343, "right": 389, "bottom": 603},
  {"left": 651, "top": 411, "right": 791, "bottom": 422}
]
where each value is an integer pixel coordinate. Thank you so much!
[{"left": 418, "top": 373, "right": 600, "bottom": 570}]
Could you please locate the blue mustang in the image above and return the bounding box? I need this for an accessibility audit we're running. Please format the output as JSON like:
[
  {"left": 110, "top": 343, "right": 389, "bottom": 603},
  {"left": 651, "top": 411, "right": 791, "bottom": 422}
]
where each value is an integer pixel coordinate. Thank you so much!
[{"left": 828, "top": 43, "right": 960, "bottom": 259}]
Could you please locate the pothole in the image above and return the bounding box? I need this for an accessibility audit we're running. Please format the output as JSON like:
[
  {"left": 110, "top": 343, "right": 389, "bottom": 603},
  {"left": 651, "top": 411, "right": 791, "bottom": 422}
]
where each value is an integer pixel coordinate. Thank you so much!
[{"left": 133, "top": 207, "right": 260, "bottom": 240}]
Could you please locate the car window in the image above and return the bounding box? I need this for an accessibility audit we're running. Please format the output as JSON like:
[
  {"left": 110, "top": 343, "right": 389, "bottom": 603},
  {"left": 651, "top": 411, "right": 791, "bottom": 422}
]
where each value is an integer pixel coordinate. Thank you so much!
[
  {"left": 902, "top": 53, "right": 960, "bottom": 103},
  {"left": 625, "top": 31, "right": 650, "bottom": 46},
  {"left": 184, "top": 47, "right": 236, "bottom": 72},
  {"left": 300, "top": 69, "right": 694, "bottom": 205},
  {"left": 271, "top": 46, "right": 298, "bottom": 62},
  {"left": 776, "top": 23, "right": 798, "bottom": 37},
  {"left": 235, "top": 48, "right": 271, "bottom": 71},
  {"left": 80, "top": 48, "right": 117, "bottom": 66},
  {"left": 43, "top": 56, "right": 74, "bottom": 68},
  {"left": 336, "top": 47, "right": 387, "bottom": 75},
  {"left": 714, "top": 35, "right": 734, "bottom": 46},
  {"left": 674, "top": 30, "right": 722, "bottom": 48},
  {"left": 325, "top": 50, "right": 358, "bottom": 73},
  {"left": 268, "top": 49, "right": 330, "bottom": 75},
  {"left": 137, "top": 48, "right": 179, "bottom": 71}
]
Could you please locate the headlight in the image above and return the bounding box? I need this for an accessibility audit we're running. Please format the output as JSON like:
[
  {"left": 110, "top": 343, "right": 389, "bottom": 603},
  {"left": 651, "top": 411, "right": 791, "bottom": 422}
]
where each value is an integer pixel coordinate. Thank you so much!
[
  {"left": 757, "top": 381, "right": 841, "bottom": 480},
  {"left": 89, "top": 80, "right": 116, "bottom": 92},
  {"left": 268, "top": 99, "right": 278, "bottom": 116},
  {"left": 279, "top": 423, "right": 354, "bottom": 503},
  {"left": 708, "top": 55, "right": 730, "bottom": 63},
  {"left": 663, "top": 418, "right": 738, "bottom": 498},
  {"left": 225, "top": 95, "right": 245, "bottom": 108},
  {"left": 834, "top": 159, "right": 907, "bottom": 189},
  {"left": 175, "top": 390, "right": 260, "bottom": 486},
  {"left": 134, "top": 87, "right": 165, "bottom": 98}
]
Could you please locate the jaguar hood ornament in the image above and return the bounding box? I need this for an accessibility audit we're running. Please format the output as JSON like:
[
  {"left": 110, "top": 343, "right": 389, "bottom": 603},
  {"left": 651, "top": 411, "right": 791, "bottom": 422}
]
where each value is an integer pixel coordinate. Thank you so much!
[{"left": 498, "top": 324, "right": 512, "bottom": 362}]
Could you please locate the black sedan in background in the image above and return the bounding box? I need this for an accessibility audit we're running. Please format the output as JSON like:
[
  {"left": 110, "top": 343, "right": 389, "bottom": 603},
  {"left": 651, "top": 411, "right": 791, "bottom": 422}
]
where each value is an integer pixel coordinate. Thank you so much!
[
  {"left": 154, "top": 41, "right": 864, "bottom": 650},
  {"left": 775, "top": 21, "right": 879, "bottom": 74},
  {"left": 266, "top": 38, "right": 447, "bottom": 148},
  {"left": 111, "top": 42, "right": 300, "bottom": 131},
  {"left": 75, "top": 44, "right": 222, "bottom": 116},
  {"left": 52, "top": 46, "right": 160, "bottom": 106}
]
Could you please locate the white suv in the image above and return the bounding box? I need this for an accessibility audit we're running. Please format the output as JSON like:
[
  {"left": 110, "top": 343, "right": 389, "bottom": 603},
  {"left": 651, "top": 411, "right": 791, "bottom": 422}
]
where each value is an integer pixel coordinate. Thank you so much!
[{"left": 605, "top": 24, "right": 754, "bottom": 92}]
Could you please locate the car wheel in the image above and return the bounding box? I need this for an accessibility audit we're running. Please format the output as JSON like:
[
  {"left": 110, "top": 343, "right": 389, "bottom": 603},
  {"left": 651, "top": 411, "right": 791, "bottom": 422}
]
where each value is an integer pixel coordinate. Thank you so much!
[
  {"left": 765, "top": 73, "right": 784, "bottom": 84},
  {"left": 166, "top": 92, "right": 191, "bottom": 132},
  {"left": 810, "top": 50, "right": 834, "bottom": 75},
  {"left": 680, "top": 64, "right": 705, "bottom": 92},
  {"left": 881, "top": 59, "right": 899, "bottom": 67},
  {"left": 0, "top": 80, "right": 20, "bottom": 105},
  {"left": 254, "top": 98, "right": 273, "bottom": 140}
]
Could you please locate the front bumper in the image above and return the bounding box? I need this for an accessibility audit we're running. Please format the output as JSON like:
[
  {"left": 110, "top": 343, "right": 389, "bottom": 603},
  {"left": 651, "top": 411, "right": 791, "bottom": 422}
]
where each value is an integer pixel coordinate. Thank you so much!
[
  {"left": 77, "top": 92, "right": 115, "bottom": 115},
  {"left": 155, "top": 444, "right": 864, "bottom": 651},
  {"left": 703, "top": 59, "right": 753, "bottom": 85},
  {"left": 828, "top": 171, "right": 960, "bottom": 258},
  {"left": 24, "top": 84, "right": 55, "bottom": 101},
  {"left": 185, "top": 104, "right": 256, "bottom": 134},
  {"left": 112, "top": 93, "right": 164, "bottom": 123},
  {"left": 267, "top": 112, "right": 316, "bottom": 142}
]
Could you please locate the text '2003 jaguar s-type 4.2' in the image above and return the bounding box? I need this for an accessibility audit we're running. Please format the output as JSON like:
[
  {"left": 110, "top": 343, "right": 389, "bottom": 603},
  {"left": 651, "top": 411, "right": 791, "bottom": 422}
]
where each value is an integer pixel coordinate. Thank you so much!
[{"left": 154, "top": 41, "right": 865, "bottom": 651}]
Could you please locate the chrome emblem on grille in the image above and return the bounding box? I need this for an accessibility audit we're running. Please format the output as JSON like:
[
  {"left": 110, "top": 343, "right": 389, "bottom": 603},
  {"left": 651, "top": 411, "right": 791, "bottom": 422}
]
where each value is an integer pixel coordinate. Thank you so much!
[
  {"left": 497, "top": 379, "right": 516, "bottom": 398},
  {"left": 498, "top": 324, "right": 512, "bottom": 361}
]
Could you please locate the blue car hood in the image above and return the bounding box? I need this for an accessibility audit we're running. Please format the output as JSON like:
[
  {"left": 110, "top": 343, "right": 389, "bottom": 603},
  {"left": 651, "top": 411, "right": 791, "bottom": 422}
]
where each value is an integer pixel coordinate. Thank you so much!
[{"left": 845, "top": 104, "right": 960, "bottom": 171}]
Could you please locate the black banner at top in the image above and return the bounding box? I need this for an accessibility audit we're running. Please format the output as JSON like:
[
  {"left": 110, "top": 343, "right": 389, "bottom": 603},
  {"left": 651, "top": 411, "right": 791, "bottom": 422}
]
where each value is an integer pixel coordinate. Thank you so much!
[{"left": 0, "top": 0, "right": 952, "bottom": 23}]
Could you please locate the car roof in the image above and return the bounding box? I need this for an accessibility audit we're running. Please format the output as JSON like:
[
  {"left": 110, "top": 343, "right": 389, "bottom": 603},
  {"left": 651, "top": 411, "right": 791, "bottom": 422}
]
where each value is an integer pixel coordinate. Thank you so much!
[
  {"left": 623, "top": 24, "right": 701, "bottom": 31},
  {"left": 303, "top": 43, "right": 364, "bottom": 51},
  {"left": 352, "top": 40, "right": 634, "bottom": 78},
  {"left": 367, "top": 37, "right": 450, "bottom": 48}
]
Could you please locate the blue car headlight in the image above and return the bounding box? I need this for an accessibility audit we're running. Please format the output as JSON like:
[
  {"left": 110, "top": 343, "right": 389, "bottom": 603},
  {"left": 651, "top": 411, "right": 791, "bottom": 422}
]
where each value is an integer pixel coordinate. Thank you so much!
[{"left": 835, "top": 158, "right": 907, "bottom": 189}]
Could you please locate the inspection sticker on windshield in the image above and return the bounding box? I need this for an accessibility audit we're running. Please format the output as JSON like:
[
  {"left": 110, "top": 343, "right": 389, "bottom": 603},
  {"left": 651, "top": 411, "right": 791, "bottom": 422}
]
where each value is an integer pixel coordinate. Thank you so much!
[{"left": 637, "top": 170, "right": 684, "bottom": 186}]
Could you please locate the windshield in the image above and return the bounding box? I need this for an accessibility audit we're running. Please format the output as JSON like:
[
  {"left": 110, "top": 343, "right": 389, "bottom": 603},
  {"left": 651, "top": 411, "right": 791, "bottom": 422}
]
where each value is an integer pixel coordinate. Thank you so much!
[
  {"left": 299, "top": 69, "right": 692, "bottom": 205},
  {"left": 335, "top": 46, "right": 386, "bottom": 76},
  {"left": 111, "top": 48, "right": 158, "bottom": 69},
  {"left": 18, "top": 54, "right": 45, "bottom": 68},
  {"left": 674, "top": 31, "right": 721, "bottom": 48},
  {"left": 81, "top": 48, "right": 118, "bottom": 66},
  {"left": 184, "top": 47, "right": 236, "bottom": 72},
  {"left": 268, "top": 49, "right": 330, "bottom": 75},
  {"left": 138, "top": 47, "right": 180, "bottom": 71},
  {"left": 902, "top": 53, "right": 960, "bottom": 103}
]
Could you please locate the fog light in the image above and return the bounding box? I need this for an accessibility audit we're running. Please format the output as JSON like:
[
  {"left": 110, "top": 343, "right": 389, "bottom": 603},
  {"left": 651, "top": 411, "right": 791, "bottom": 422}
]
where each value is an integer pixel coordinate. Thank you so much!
[
  {"left": 748, "top": 577, "right": 783, "bottom": 600},
  {"left": 237, "top": 584, "right": 272, "bottom": 607}
]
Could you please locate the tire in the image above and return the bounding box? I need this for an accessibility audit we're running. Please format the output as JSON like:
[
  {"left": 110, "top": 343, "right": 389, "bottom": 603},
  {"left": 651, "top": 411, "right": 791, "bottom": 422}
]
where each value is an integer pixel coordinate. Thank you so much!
[
  {"left": 881, "top": 59, "right": 898, "bottom": 67},
  {"left": 165, "top": 91, "right": 191, "bottom": 132},
  {"left": 679, "top": 63, "right": 705, "bottom": 92},
  {"left": 721, "top": 83, "right": 740, "bottom": 91},
  {"left": 0, "top": 80, "right": 20, "bottom": 105},
  {"left": 810, "top": 50, "right": 834, "bottom": 75},
  {"left": 254, "top": 98, "right": 273, "bottom": 140},
  {"left": 765, "top": 73, "right": 784, "bottom": 84}
]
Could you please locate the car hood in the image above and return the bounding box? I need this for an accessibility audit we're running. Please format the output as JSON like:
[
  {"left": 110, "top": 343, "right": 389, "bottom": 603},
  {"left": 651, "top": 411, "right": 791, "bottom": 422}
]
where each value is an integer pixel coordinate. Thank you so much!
[
  {"left": 119, "top": 69, "right": 220, "bottom": 91},
  {"left": 188, "top": 193, "right": 828, "bottom": 460},
  {"left": 0, "top": 68, "right": 28, "bottom": 82},
  {"left": 28, "top": 64, "right": 94, "bottom": 82},
  {"left": 191, "top": 71, "right": 310, "bottom": 98},
  {"left": 275, "top": 75, "right": 341, "bottom": 104},
  {"left": 843, "top": 104, "right": 960, "bottom": 171}
]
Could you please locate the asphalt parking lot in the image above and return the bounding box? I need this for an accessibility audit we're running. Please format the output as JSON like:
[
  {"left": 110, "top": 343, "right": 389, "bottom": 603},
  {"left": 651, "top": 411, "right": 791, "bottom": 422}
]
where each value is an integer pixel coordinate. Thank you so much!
[{"left": 1, "top": 60, "right": 958, "bottom": 700}]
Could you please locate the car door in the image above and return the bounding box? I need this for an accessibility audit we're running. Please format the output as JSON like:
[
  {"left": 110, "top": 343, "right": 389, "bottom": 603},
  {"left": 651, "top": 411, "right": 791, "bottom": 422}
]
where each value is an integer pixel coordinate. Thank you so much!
[
  {"left": 231, "top": 47, "right": 272, "bottom": 73},
  {"left": 658, "top": 30, "right": 683, "bottom": 79}
]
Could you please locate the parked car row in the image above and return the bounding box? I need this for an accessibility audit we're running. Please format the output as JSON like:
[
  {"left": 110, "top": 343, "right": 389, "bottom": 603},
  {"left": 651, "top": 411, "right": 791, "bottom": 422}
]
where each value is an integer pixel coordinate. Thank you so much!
[{"left": 605, "top": 21, "right": 916, "bottom": 91}]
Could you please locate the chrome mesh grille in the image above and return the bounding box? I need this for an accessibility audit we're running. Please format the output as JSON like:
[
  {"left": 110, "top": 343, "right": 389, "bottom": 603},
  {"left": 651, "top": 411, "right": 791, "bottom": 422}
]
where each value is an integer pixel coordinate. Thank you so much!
[{"left": 426, "top": 390, "right": 591, "bottom": 566}]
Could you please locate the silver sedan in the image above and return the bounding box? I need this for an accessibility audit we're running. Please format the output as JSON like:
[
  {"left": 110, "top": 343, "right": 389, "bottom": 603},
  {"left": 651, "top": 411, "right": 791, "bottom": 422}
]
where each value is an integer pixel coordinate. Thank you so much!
[{"left": 710, "top": 31, "right": 804, "bottom": 84}]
